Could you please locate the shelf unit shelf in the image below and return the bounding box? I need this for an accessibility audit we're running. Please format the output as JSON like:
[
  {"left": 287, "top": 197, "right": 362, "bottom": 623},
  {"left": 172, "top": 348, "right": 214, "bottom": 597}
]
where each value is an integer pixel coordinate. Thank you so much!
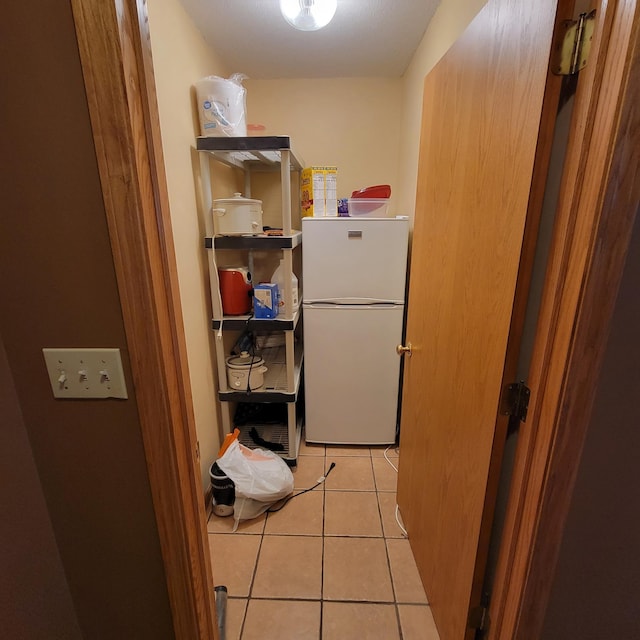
[
  {"left": 219, "top": 348, "right": 303, "bottom": 403},
  {"left": 205, "top": 231, "right": 302, "bottom": 250},
  {"left": 198, "top": 135, "right": 304, "bottom": 464},
  {"left": 235, "top": 414, "right": 304, "bottom": 468},
  {"left": 196, "top": 136, "right": 303, "bottom": 172},
  {"left": 212, "top": 306, "right": 301, "bottom": 331}
]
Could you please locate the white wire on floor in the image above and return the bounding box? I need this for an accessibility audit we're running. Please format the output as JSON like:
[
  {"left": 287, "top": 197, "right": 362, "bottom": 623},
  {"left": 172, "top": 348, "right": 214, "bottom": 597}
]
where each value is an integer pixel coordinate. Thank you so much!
[
  {"left": 384, "top": 444, "right": 408, "bottom": 538},
  {"left": 383, "top": 445, "right": 399, "bottom": 472}
]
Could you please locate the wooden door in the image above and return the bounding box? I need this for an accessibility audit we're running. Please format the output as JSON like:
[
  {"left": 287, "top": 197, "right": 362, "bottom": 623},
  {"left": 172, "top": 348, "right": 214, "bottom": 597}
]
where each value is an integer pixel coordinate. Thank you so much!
[{"left": 397, "top": 0, "right": 571, "bottom": 638}]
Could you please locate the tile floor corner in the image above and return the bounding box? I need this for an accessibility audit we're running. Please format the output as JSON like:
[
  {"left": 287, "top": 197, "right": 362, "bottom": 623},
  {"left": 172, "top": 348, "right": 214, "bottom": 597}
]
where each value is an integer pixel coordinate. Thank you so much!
[{"left": 208, "top": 440, "right": 439, "bottom": 639}]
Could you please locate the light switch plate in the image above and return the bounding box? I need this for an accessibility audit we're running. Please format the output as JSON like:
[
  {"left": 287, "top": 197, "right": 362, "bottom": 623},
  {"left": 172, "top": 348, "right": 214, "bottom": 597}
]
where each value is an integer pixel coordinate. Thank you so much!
[{"left": 42, "top": 348, "right": 128, "bottom": 399}]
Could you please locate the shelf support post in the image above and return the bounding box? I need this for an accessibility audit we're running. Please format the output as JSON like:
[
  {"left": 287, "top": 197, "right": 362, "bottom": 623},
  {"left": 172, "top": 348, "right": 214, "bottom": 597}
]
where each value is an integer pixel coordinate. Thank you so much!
[{"left": 281, "top": 149, "right": 292, "bottom": 235}]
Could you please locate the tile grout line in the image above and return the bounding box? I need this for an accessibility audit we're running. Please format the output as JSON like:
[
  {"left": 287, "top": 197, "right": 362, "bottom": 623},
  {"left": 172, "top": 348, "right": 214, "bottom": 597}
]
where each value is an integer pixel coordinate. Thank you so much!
[
  {"left": 230, "top": 592, "right": 431, "bottom": 606},
  {"left": 239, "top": 505, "right": 269, "bottom": 639},
  {"left": 239, "top": 444, "right": 415, "bottom": 637},
  {"left": 242, "top": 596, "right": 414, "bottom": 604},
  {"left": 314, "top": 447, "right": 323, "bottom": 639},
  {"left": 376, "top": 448, "right": 405, "bottom": 640},
  {"left": 330, "top": 447, "right": 402, "bottom": 637},
  {"left": 320, "top": 444, "right": 328, "bottom": 639}
]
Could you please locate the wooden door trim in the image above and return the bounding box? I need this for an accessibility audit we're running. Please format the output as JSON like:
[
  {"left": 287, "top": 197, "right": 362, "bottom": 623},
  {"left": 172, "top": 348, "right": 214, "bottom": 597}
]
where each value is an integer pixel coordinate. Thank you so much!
[
  {"left": 490, "top": 1, "right": 640, "bottom": 637},
  {"left": 70, "top": 1, "right": 216, "bottom": 638}
]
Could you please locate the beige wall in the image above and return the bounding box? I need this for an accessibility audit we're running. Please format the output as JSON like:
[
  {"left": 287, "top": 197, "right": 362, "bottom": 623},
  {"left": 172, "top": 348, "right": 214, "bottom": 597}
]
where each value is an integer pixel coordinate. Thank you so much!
[
  {"left": 245, "top": 78, "right": 403, "bottom": 211},
  {"left": 397, "top": 0, "right": 489, "bottom": 219},
  {"left": 245, "top": 0, "right": 488, "bottom": 222},
  {"left": 148, "top": 0, "right": 242, "bottom": 488}
]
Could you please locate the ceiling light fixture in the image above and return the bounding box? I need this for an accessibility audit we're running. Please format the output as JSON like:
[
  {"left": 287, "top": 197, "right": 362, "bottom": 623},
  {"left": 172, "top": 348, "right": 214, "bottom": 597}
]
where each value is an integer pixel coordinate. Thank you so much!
[{"left": 279, "top": 0, "right": 337, "bottom": 32}]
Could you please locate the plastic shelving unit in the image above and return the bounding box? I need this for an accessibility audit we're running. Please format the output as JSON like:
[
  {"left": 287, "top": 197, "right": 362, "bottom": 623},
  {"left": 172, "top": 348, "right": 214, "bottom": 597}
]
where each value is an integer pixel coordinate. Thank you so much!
[{"left": 197, "top": 135, "right": 304, "bottom": 465}]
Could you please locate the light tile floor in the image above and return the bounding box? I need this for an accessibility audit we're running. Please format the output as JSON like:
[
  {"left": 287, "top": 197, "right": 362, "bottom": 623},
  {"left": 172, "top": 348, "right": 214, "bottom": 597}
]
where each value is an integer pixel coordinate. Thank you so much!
[{"left": 207, "top": 440, "right": 440, "bottom": 640}]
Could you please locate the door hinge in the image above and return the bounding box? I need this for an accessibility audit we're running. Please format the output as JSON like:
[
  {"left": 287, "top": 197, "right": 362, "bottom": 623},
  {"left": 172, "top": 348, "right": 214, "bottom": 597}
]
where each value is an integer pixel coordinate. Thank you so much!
[
  {"left": 468, "top": 605, "right": 490, "bottom": 634},
  {"left": 502, "top": 381, "right": 531, "bottom": 423},
  {"left": 552, "top": 10, "right": 596, "bottom": 76}
]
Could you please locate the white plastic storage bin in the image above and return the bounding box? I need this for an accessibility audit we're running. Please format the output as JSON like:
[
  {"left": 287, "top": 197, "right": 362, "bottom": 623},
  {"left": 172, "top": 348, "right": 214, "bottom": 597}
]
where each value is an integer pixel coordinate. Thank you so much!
[{"left": 348, "top": 198, "right": 390, "bottom": 217}]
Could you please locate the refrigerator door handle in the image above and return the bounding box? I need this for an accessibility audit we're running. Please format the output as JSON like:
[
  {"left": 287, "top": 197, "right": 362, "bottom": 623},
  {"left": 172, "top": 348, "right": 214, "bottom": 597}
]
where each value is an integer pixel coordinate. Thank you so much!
[
  {"left": 303, "top": 302, "right": 403, "bottom": 311},
  {"left": 303, "top": 299, "right": 403, "bottom": 307}
]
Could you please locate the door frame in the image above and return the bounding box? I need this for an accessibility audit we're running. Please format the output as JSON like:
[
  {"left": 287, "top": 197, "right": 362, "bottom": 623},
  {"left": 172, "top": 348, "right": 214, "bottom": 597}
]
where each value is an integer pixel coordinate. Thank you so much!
[
  {"left": 70, "top": 1, "right": 217, "bottom": 638},
  {"left": 69, "top": 1, "right": 640, "bottom": 639},
  {"left": 490, "top": 0, "right": 640, "bottom": 637}
]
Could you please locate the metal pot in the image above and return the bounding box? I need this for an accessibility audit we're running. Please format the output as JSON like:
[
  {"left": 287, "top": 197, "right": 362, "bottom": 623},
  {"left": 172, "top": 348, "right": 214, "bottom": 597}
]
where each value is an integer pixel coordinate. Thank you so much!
[
  {"left": 225, "top": 352, "right": 267, "bottom": 390},
  {"left": 212, "top": 193, "right": 263, "bottom": 236}
]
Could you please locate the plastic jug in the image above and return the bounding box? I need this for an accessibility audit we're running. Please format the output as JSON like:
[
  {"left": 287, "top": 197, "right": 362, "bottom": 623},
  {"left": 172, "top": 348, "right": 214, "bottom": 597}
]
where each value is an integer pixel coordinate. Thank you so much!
[{"left": 271, "top": 259, "right": 298, "bottom": 314}]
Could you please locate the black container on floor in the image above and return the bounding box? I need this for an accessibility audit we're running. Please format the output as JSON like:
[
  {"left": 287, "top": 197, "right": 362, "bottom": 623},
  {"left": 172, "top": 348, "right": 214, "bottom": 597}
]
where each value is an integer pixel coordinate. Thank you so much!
[{"left": 210, "top": 461, "right": 235, "bottom": 517}]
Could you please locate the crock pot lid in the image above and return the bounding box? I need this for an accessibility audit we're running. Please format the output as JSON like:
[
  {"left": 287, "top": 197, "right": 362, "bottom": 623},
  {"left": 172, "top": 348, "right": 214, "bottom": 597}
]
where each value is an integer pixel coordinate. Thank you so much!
[
  {"left": 215, "top": 192, "right": 262, "bottom": 205},
  {"left": 226, "top": 352, "right": 264, "bottom": 368}
]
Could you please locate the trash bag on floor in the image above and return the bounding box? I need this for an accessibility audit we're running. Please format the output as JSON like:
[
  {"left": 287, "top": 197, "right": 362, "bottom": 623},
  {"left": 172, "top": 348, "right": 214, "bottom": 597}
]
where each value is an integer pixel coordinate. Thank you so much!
[{"left": 215, "top": 432, "right": 293, "bottom": 531}]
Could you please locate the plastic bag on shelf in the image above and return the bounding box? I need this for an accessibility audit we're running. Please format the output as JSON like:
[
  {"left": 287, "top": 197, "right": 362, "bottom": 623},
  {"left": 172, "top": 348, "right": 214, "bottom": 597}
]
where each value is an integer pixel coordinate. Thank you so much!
[{"left": 195, "top": 73, "right": 248, "bottom": 137}]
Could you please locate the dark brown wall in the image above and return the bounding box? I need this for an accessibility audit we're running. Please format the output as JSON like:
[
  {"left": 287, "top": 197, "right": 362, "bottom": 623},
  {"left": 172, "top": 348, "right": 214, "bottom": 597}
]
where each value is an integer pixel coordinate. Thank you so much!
[
  {"left": 0, "top": 338, "right": 82, "bottom": 639},
  {"left": 541, "top": 210, "right": 640, "bottom": 639},
  {"left": 0, "top": 1, "right": 174, "bottom": 637}
]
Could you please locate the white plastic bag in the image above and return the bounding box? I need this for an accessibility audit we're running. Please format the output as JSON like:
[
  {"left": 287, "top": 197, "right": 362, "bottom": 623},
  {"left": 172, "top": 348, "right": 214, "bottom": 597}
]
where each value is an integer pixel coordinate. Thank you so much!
[
  {"left": 194, "top": 73, "right": 248, "bottom": 137},
  {"left": 216, "top": 440, "right": 293, "bottom": 529}
]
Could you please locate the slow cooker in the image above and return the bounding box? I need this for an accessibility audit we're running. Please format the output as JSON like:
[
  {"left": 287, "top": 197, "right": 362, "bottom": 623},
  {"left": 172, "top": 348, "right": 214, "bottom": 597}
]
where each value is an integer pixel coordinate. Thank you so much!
[
  {"left": 212, "top": 193, "right": 263, "bottom": 235},
  {"left": 225, "top": 352, "right": 267, "bottom": 390}
]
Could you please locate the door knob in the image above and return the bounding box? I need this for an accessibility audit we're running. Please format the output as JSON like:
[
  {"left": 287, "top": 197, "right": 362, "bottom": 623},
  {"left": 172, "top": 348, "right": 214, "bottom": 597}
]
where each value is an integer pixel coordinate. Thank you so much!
[{"left": 396, "top": 343, "right": 412, "bottom": 357}]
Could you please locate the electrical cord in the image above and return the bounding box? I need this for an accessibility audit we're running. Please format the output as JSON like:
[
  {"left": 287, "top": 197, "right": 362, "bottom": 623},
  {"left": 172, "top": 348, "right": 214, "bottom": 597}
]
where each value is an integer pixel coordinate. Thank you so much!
[
  {"left": 394, "top": 505, "right": 408, "bottom": 538},
  {"left": 245, "top": 336, "right": 254, "bottom": 394},
  {"left": 384, "top": 445, "right": 399, "bottom": 473},
  {"left": 383, "top": 444, "right": 408, "bottom": 538},
  {"left": 267, "top": 462, "right": 336, "bottom": 513},
  {"left": 238, "top": 314, "right": 255, "bottom": 395}
]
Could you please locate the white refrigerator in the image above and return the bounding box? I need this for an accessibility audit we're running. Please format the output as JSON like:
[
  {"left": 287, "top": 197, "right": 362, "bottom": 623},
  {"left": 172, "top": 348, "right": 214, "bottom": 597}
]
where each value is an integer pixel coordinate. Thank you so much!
[{"left": 302, "top": 217, "right": 409, "bottom": 444}]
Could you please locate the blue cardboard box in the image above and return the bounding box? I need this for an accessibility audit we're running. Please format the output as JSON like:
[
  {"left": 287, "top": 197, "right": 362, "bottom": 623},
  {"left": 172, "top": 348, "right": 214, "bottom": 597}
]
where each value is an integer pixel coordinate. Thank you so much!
[{"left": 253, "top": 283, "right": 279, "bottom": 319}]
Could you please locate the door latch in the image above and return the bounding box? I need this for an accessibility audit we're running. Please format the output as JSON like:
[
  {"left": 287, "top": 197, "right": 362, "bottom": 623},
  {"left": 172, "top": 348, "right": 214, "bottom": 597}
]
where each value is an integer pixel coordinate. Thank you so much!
[{"left": 396, "top": 343, "right": 412, "bottom": 357}]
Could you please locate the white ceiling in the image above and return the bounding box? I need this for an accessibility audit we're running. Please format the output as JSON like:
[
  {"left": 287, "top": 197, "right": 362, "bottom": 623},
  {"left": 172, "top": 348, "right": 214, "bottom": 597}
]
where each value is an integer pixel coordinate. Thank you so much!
[{"left": 178, "top": 0, "right": 442, "bottom": 78}]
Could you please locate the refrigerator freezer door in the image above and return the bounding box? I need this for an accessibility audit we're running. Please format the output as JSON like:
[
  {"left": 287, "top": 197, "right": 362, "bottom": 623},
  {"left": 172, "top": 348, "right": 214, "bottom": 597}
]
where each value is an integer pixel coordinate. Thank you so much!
[
  {"left": 302, "top": 218, "right": 409, "bottom": 303},
  {"left": 303, "top": 303, "right": 404, "bottom": 445}
]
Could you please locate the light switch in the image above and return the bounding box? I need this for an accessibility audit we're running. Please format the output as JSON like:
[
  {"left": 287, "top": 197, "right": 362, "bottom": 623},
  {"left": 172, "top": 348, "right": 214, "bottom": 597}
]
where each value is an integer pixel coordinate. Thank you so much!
[{"left": 42, "top": 348, "right": 128, "bottom": 399}]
